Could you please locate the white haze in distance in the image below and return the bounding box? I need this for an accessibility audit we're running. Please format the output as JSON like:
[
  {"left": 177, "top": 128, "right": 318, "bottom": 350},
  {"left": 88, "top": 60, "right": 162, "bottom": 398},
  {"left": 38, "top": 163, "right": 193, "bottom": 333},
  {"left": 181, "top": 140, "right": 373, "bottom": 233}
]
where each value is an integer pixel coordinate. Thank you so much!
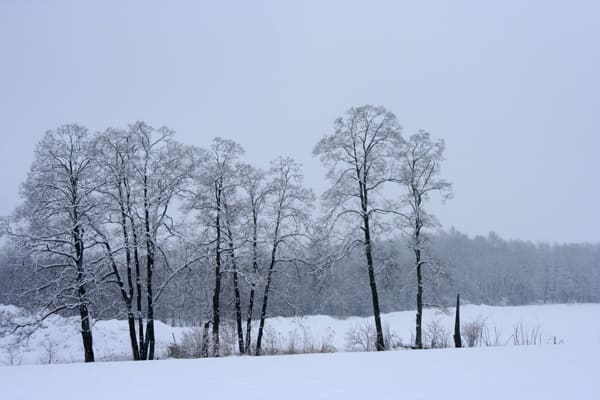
[{"left": 0, "top": 0, "right": 598, "bottom": 243}]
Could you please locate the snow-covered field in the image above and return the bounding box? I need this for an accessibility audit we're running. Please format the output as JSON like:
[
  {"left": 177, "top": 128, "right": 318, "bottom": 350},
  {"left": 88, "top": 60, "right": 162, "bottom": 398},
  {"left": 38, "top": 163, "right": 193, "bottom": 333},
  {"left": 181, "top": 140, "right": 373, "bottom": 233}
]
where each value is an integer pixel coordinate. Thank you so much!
[
  {"left": 0, "top": 303, "right": 598, "bottom": 399},
  {"left": 1, "top": 303, "right": 598, "bottom": 365},
  {"left": 0, "top": 341, "right": 598, "bottom": 400}
]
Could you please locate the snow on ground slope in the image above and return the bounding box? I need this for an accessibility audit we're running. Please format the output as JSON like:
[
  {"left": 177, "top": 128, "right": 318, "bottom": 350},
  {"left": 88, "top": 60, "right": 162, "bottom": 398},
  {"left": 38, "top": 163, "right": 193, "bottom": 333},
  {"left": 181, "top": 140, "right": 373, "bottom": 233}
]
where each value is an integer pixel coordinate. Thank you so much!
[
  {"left": 1, "top": 303, "right": 599, "bottom": 365},
  {"left": 1, "top": 344, "right": 598, "bottom": 400}
]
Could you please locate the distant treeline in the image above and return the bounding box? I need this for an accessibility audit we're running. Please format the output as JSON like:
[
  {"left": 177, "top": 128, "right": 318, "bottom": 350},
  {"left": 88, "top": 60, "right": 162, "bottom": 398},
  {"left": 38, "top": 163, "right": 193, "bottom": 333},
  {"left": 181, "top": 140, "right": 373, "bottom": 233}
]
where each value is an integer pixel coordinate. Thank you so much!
[{"left": 3, "top": 228, "right": 596, "bottom": 325}]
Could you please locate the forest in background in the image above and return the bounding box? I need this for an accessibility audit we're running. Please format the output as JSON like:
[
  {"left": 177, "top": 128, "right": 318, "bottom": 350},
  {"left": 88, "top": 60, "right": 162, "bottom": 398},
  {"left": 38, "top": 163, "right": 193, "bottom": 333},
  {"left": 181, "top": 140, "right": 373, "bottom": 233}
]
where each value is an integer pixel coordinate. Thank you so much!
[{"left": 3, "top": 228, "right": 598, "bottom": 323}]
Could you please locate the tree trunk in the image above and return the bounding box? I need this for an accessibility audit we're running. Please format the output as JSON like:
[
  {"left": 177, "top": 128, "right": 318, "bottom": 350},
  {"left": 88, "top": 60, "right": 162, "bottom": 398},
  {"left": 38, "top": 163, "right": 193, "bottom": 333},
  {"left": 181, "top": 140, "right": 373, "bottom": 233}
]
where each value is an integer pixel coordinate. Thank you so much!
[
  {"left": 76, "top": 269, "right": 94, "bottom": 363},
  {"left": 363, "top": 215, "right": 385, "bottom": 351},
  {"left": 212, "top": 183, "right": 222, "bottom": 357},
  {"left": 104, "top": 238, "right": 141, "bottom": 361},
  {"left": 454, "top": 293, "right": 462, "bottom": 348},
  {"left": 126, "top": 312, "right": 140, "bottom": 359},
  {"left": 119, "top": 190, "right": 140, "bottom": 360},
  {"left": 79, "top": 302, "right": 95, "bottom": 362},
  {"left": 244, "top": 214, "right": 259, "bottom": 353},
  {"left": 144, "top": 237, "right": 155, "bottom": 360},
  {"left": 77, "top": 246, "right": 94, "bottom": 363},
  {"left": 224, "top": 202, "right": 245, "bottom": 354},
  {"left": 201, "top": 321, "right": 211, "bottom": 357},
  {"left": 231, "top": 256, "right": 244, "bottom": 354},
  {"left": 126, "top": 187, "right": 145, "bottom": 358},
  {"left": 255, "top": 217, "right": 280, "bottom": 356},
  {"left": 212, "top": 257, "right": 222, "bottom": 357},
  {"left": 73, "top": 216, "right": 95, "bottom": 362},
  {"left": 132, "top": 224, "right": 145, "bottom": 359},
  {"left": 245, "top": 289, "right": 255, "bottom": 354},
  {"left": 360, "top": 181, "right": 384, "bottom": 351},
  {"left": 415, "top": 248, "right": 423, "bottom": 349},
  {"left": 255, "top": 261, "right": 274, "bottom": 356},
  {"left": 143, "top": 179, "right": 155, "bottom": 360},
  {"left": 144, "top": 290, "right": 155, "bottom": 360}
]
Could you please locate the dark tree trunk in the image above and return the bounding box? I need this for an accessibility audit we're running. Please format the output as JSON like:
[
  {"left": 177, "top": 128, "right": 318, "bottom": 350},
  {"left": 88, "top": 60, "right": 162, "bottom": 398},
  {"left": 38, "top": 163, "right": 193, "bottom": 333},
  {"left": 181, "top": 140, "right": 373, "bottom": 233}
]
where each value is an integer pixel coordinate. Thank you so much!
[
  {"left": 103, "top": 239, "right": 140, "bottom": 361},
  {"left": 79, "top": 302, "right": 95, "bottom": 362},
  {"left": 224, "top": 200, "right": 245, "bottom": 354},
  {"left": 126, "top": 312, "right": 140, "bottom": 359},
  {"left": 244, "top": 288, "right": 256, "bottom": 353},
  {"left": 212, "top": 255, "right": 222, "bottom": 357},
  {"left": 359, "top": 180, "right": 385, "bottom": 351},
  {"left": 201, "top": 321, "right": 211, "bottom": 357},
  {"left": 230, "top": 252, "right": 244, "bottom": 354},
  {"left": 72, "top": 204, "right": 95, "bottom": 362},
  {"left": 414, "top": 198, "right": 424, "bottom": 350},
  {"left": 131, "top": 223, "right": 145, "bottom": 359},
  {"left": 212, "top": 182, "right": 222, "bottom": 357},
  {"left": 256, "top": 216, "right": 281, "bottom": 356},
  {"left": 244, "top": 211, "right": 259, "bottom": 353},
  {"left": 415, "top": 247, "right": 423, "bottom": 349},
  {"left": 77, "top": 245, "right": 94, "bottom": 363},
  {"left": 144, "top": 238, "right": 155, "bottom": 360},
  {"left": 142, "top": 179, "right": 155, "bottom": 360},
  {"left": 256, "top": 212, "right": 281, "bottom": 356},
  {"left": 363, "top": 216, "right": 385, "bottom": 351},
  {"left": 144, "top": 280, "right": 155, "bottom": 361},
  {"left": 125, "top": 185, "right": 145, "bottom": 358},
  {"left": 255, "top": 258, "right": 275, "bottom": 356},
  {"left": 118, "top": 197, "right": 140, "bottom": 360},
  {"left": 454, "top": 293, "right": 462, "bottom": 348},
  {"left": 76, "top": 270, "right": 94, "bottom": 362}
]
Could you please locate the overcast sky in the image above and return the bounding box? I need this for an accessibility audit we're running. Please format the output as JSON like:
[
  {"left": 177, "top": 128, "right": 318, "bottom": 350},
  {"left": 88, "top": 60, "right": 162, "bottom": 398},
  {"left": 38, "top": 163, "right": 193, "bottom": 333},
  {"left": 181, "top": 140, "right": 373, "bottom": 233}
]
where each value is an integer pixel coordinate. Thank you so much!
[{"left": 0, "top": 1, "right": 598, "bottom": 243}]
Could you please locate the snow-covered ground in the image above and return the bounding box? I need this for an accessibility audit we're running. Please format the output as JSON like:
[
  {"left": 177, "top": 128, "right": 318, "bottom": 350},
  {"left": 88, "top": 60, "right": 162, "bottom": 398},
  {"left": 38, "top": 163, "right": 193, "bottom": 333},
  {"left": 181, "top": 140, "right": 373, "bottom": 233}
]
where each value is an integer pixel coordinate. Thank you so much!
[
  {"left": 1, "top": 303, "right": 598, "bottom": 399},
  {"left": 1, "top": 303, "right": 598, "bottom": 365},
  {"left": 1, "top": 342, "right": 598, "bottom": 400}
]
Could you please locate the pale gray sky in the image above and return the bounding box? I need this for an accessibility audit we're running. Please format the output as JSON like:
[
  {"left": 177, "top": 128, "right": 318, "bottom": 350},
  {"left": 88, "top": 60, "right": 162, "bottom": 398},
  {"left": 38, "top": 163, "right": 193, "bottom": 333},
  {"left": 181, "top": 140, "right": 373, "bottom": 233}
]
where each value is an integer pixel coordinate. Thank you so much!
[{"left": 0, "top": 0, "right": 598, "bottom": 243}]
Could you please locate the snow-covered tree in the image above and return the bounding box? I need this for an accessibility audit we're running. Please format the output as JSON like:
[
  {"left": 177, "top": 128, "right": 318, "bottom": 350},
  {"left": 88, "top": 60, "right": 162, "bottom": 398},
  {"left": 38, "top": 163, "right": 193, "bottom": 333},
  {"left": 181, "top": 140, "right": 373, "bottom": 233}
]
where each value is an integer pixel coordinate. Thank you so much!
[
  {"left": 8, "top": 124, "right": 102, "bottom": 362},
  {"left": 313, "top": 105, "right": 403, "bottom": 351},
  {"left": 255, "top": 157, "right": 314, "bottom": 355},
  {"left": 94, "top": 121, "right": 195, "bottom": 360},
  {"left": 186, "top": 137, "right": 244, "bottom": 356},
  {"left": 237, "top": 163, "right": 269, "bottom": 353},
  {"left": 393, "top": 130, "right": 452, "bottom": 348}
]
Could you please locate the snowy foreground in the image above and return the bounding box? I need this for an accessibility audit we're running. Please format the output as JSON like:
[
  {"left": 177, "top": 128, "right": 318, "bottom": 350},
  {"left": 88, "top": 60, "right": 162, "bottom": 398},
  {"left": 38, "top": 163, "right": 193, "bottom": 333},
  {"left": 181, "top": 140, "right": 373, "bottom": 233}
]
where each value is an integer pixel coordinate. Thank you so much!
[
  {"left": 1, "top": 343, "right": 598, "bottom": 400},
  {"left": 0, "top": 303, "right": 599, "bottom": 399}
]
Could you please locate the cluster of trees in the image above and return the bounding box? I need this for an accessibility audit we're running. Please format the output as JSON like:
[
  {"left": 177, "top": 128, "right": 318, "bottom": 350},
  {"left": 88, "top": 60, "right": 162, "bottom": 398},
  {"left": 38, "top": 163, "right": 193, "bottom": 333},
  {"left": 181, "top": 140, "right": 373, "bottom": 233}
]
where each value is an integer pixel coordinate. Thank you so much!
[
  {"left": 0, "top": 120, "right": 320, "bottom": 361},
  {"left": 1, "top": 105, "right": 597, "bottom": 362}
]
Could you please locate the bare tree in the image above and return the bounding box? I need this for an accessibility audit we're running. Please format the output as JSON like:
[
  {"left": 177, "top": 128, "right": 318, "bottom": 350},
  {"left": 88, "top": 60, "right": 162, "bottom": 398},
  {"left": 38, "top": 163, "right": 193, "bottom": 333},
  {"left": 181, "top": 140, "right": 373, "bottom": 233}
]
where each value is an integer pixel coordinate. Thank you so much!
[
  {"left": 255, "top": 157, "right": 314, "bottom": 356},
  {"left": 7, "top": 125, "right": 101, "bottom": 362},
  {"left": 238, "top": 164, "right": 269, "bottom": 353},
  {"left": 127, "top": 122, "right": 196, "bottom": 360},
  {"left": 92, "top": 128, "right": 142, "bottom": 360},
  {"left": 187, "top": 137, "right": 244, "bottom": 357},
  {"left": 313, "top": 105, "right": 403, "bottom": 351},
  {"left": 394, "top": 130, "right": 452, "bottom": 349}
]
